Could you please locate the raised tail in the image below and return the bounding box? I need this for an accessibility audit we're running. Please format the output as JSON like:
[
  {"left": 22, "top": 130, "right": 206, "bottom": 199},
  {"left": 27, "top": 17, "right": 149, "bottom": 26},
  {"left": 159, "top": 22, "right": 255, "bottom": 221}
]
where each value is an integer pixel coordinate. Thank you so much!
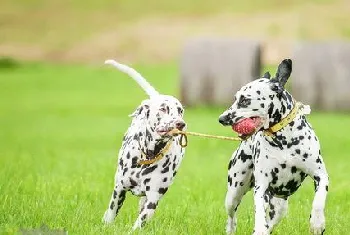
[{"left": 105, "top": 59, "right": 159, "bottom": 97}]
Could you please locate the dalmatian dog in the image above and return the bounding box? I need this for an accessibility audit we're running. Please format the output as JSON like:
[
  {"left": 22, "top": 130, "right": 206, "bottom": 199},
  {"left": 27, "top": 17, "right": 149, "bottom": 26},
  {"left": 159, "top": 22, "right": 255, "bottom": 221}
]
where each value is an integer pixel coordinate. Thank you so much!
[
  {"left": 218, "top": 59, "right": 329, "bottom": 235},
  {"left": 102, "top": 60, "right": 186, "bottom": 230}
]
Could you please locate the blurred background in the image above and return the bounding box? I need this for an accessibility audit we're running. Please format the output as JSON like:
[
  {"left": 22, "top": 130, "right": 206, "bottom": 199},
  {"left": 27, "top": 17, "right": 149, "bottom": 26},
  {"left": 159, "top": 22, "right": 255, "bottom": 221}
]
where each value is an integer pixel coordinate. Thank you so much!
[
  {"left": 1, "top": 0, "right": 350, "bottom": 64},
  {"left": 1, "top": 1, "right": 350, "bottom": 234}
]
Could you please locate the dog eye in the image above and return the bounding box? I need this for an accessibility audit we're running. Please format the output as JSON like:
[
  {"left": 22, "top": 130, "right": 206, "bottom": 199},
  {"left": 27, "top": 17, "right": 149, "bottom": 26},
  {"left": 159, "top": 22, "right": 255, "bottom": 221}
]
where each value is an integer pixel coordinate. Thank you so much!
[
  {"left": 159, "top": 107, "right": 167, "bottom": 113},
  {"left": 238, "top": 96, "right": 250, "bottom": 107},
  {"left": 242, "top": 99, "right": 248, "bottom": 105}
]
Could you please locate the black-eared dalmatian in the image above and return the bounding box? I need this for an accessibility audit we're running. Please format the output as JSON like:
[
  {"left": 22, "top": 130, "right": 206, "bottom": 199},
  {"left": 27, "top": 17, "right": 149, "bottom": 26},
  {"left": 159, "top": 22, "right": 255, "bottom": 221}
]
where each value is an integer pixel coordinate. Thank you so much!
[
  {"left": 102, "top": 60, "right": 186, "bottom": 230},
  {"left": 219, "top": 59, "right": 329, "bottom": 235}
]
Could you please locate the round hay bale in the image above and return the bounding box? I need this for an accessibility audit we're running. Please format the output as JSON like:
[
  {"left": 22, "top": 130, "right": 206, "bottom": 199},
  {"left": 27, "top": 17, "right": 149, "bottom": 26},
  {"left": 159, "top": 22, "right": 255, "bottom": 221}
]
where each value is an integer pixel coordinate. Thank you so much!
[
  {"left": 180, "top": 38, "right": 261, "bottom": 106},
  {"left": 292, "top": 42, "right": 350, "bottom": 111}
]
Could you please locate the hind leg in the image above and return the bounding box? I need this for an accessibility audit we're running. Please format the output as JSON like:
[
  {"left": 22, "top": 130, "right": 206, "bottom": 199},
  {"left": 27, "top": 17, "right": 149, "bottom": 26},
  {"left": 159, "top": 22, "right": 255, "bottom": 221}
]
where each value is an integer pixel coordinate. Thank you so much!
[
  {"left": 102, "top": 183, "right": 126, "bottom": 224},
  {"left": 225, "top": 142, "right": 254, "bottom": 234}
]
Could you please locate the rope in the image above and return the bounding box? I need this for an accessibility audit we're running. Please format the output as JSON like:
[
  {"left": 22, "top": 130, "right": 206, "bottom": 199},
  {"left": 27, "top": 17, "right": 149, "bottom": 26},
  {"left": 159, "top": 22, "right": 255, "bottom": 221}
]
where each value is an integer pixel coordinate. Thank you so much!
[
  {"left": 169, "top": 129, "right": 242, "bottom": 147},
  {"left": 137, "top": 129, "right": 241, "bottom": 165}
]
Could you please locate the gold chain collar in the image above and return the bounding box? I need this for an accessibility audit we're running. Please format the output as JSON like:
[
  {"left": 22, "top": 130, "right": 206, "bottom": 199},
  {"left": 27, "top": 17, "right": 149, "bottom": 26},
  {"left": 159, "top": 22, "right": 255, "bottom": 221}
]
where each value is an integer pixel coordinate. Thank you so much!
[{"left": 264, "top": 100, "right": 302, "bottom": 137}]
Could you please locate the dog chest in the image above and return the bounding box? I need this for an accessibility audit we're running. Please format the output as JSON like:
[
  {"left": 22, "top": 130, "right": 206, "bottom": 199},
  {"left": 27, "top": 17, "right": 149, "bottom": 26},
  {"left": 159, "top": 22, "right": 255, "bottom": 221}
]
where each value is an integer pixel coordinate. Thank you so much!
[{"left": 268, "top": 165, "right": 307, "bottom": 198}]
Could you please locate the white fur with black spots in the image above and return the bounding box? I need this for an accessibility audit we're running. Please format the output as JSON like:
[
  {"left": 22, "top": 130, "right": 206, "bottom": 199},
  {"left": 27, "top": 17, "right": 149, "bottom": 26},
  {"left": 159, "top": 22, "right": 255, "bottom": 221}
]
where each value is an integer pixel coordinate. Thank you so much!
[
  {"left": 219, "top": 59, "right": 329, "bottom": 235},
  {"left": 102, "top": 60, "right": 186, "bottom": 230}
]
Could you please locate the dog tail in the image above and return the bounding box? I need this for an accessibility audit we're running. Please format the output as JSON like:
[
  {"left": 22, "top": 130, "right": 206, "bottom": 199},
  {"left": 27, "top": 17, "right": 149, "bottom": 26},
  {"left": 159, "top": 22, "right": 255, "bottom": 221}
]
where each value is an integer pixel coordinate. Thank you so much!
[{"left": 105, "top": 59, "right": 159, "bottom": 97}]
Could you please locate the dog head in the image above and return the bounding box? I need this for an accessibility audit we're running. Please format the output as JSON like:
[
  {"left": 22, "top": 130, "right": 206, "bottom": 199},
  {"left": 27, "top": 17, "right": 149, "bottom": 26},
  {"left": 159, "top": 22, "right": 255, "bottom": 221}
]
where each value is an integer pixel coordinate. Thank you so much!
[
  {"left": 131, "top": 95, "right": 186, "bottom": 139},
  {"left": 218, "top": 59, "right": 293, "bottom": 137}
]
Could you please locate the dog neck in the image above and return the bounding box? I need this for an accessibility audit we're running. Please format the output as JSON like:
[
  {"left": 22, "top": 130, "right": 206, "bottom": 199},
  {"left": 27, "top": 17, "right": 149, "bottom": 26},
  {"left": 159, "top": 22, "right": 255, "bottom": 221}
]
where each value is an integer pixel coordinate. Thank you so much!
[{"left": 266, "top": 90, "right": 294, "bottom": 128}]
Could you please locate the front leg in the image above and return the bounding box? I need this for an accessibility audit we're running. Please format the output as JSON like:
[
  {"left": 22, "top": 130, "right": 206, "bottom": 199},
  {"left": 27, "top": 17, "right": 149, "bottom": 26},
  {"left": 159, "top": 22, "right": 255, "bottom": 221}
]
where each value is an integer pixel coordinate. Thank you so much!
[
  {"left": 132, "top": 190, "right": 164, "bottom": 230},
  {"left": 252, "top": 140, "right": 270, "bottom": 235},
  {"left": 138, "top": 196, "right": 146, "bottom": 213},
  {"left": 253, "top": 183, "right": 269, "bottom": 235},
  {"left": 225, "top": 141, "right": 254, "bottom": 234},
  {"left": 103, "top": 184, "right": 126, "bottom": 224},
  {"left": 266, "top": 196, "right": 288, "bottom": 234},
  {"left": 309, "top": 162, "right": 329, "bottom": 235}
]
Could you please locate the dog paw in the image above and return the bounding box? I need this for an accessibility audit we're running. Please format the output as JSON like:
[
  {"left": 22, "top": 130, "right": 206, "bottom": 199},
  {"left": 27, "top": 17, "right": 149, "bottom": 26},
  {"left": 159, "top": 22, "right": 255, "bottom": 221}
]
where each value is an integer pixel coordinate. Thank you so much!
[
  {"left": 253, "top": 228, "right": 269, "bottom": 235},
  {"left": 310, "top": 213, "right": 325, "bottom": 235},
  {"left": 253, "top": 232, "right": 269, "bottom": 235},
  {"left": 132, "top": 221, "right": 142, "bottom": 231},
  {"left": 225, "top": 226, "right": 234, "bottom": 234},
  {"left": 102, "top": 210, "right": 115, "bottom": 224},
  {"left": 225, "top": 217, "right": 237, "bottom": 234}
]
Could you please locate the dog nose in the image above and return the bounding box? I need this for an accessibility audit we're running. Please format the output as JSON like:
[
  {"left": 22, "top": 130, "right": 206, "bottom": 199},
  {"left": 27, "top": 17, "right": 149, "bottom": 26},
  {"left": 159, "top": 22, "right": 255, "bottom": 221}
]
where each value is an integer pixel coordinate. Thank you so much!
[
  {"left": 175, "top": 121, "right": 186, "bottom": 130},
  {"left": 219, "top": 115, "right": 229, "bottom": 125}
]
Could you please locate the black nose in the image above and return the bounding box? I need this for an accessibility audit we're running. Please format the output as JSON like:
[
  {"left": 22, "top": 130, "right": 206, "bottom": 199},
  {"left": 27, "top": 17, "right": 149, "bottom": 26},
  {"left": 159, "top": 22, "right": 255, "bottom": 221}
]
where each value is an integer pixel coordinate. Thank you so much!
[
  {"left": 219, "top": 115, "right": 229, "bottom": 125},
  {"left": 175, "top": 121, "right": 186, "bottom": 130}
]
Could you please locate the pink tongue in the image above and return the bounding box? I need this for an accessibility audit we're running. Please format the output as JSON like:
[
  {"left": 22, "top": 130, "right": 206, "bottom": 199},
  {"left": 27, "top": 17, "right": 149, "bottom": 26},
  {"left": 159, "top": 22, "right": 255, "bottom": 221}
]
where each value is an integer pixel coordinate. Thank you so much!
[{"left": 232, "top": 118, "right": 257, "bottom": 135}]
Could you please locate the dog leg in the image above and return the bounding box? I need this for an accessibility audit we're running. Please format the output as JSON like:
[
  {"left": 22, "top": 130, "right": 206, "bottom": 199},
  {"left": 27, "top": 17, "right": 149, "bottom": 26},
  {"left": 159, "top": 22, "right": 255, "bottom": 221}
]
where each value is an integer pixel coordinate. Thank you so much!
[
  {"left": 225, "top": 148, "right": 253, "bottom": 234},
  {"left": 309, "top": 161, "right": 329, "bottom": 235},
  {"left": 225, "top": 181, "right": 251, "bottom": 234},
  {"left": 266, "top": 197, "right": 288, "bottom": 233},
  {"left": 138, "top": 196, "right": 147, "bottom": 213},
  {"left": 102, "top": 184, "right": 126, "bottom": 224},
  {"left": 253, "top": 182, "right": 269, "bottom": 235},
  {"left": 132, "top": 190, "right": 163, "bottom": 230}
]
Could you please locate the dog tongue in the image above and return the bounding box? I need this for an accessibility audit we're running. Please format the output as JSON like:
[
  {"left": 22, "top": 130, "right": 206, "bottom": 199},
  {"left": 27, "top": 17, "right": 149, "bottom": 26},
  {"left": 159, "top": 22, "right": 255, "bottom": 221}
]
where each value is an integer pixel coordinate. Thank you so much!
[{"left": 232, "top": 118, "right": 257, "bottom": 135}]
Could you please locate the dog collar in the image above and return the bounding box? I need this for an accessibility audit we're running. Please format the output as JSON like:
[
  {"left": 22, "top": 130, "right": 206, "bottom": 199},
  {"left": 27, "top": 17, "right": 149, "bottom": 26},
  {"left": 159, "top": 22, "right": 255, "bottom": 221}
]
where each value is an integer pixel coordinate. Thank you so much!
[
  {"left": 138, "top": 139, "right": 173, "bottom": 165},
  {"left": 137, "top": 129, "right": 188, "bottom": 165},
  {"left": 264, "top": 100, "right": 302, "bottom": 137}
]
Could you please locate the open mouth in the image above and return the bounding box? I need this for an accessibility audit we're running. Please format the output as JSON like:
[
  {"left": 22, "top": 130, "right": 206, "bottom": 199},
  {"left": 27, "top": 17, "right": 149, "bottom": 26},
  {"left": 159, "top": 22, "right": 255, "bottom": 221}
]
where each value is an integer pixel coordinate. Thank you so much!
[
  {"left": 156, "top": 122, "right": 186, "bottom": 137},
  {"left": 232, "top": 116, "right": 262, "bottom": 137},
  {"left": 156, "top": 127, "right": 176, "bottom": 137}
]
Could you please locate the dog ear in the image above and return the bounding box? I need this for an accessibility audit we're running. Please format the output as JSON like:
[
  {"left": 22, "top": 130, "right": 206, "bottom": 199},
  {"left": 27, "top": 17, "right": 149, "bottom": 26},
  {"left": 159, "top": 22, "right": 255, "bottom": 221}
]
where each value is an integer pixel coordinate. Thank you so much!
[
  {"left": 129, "top": 100, "right": 150, "bottom": 118},
  {"left": 274, "top": 59, "right": 292, "bottom": 87},
  {"left": 262, "top": 72, "right": 271, "bottom": 79}
]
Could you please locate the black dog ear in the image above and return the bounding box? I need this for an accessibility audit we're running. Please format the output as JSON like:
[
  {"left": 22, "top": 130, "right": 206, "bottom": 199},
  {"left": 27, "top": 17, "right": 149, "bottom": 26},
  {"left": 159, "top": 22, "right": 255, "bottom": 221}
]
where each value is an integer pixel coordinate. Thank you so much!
[
  {"left": 274, "top": 59, "right": 292, "bottom": 87},
  {"left": 262, "top": 72, "right": 271, "bottom": 79},
  {"left": 129, "top": 100, "right": 150, "bottom": 118}
]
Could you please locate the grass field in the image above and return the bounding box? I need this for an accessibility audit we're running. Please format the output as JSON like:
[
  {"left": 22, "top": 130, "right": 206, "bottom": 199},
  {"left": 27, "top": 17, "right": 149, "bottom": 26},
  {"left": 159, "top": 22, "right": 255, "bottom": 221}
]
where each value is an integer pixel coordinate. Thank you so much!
[{"left": 1, "top": 62, "right": 350, "bottom": 234}]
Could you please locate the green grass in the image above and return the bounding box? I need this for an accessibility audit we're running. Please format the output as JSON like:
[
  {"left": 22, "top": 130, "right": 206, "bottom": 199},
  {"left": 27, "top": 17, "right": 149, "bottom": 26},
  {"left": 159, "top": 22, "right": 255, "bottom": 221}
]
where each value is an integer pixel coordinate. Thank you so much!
[{"left": 0, "top": 63, "right": 350, "bottom": 234}]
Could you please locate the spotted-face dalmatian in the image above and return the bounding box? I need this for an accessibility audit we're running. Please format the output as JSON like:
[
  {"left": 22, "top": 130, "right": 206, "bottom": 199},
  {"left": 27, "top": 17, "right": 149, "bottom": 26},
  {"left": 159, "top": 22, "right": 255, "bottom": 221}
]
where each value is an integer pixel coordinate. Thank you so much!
[
  {"left": 102, "top": 60, "right": 186, "bottom": 230},
  {"left": 219, "top": 59, "right": 329, "bottom": 235}
]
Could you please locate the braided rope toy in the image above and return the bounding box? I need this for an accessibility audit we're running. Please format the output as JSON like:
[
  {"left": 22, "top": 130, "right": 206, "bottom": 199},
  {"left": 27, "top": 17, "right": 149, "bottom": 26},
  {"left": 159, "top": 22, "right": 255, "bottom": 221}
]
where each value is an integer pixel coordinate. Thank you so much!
[
  {"left": 169, "top": 129, "right": 242, "bottom": 148},
  {"left": 138, "top": 129, "right": 242, "bottom": 165}
]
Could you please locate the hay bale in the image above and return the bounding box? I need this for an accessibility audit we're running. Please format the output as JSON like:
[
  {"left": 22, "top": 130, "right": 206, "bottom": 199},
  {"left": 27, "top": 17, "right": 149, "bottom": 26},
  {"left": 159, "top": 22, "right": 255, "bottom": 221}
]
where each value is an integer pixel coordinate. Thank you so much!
[
  {"left": 292, "top": 42, "right": 350, "bottom": 111},
  {"left": 180, "top": 39, "right": 261, "bottom": 106}
]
